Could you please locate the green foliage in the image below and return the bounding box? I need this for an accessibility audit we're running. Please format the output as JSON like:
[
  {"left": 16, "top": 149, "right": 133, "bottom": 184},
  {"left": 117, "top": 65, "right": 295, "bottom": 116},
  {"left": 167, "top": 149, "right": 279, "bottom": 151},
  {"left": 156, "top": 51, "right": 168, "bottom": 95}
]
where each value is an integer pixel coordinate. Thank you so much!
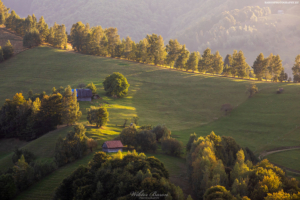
[
  {"left": 103, "top": 72, "right": 130, "bottom": 98},
  {"left": 152, "top": 125, "right": 171, "bottom": 142},
  {"left": 203, "top": 185, "right": 235, "bottom": 200},
  {"left": 54, "top": 124, "right": 88, "bottom": 167},
  {"left": 12, "top": 148, "right": 36, "bottom": 165},
  {"left": 161, "top": 137, "right": 183, "bottom": 156},
  {"left": 23, "top": 28, "right": 41, "bottom": 48},
  {"left": 86, "top": 82, "right": 97, "bottom": 95},
  {"left": 2, "top": 40, "right": 14, "bottom": 60},
  {"left": 292, "top": 55, "right": 300, "bottom": 82},
  {"left": 0, "top": 174, "right": 16, "bottom": 200},
  {"left": 53, "top": 151, "right": 186, "bottom": 200},
  {"left": 86, "top": 106, "right": 109, "bottom": 127},
  {"left": 62, "top": 86, "right": 82, "bottom": 125},
  {"left": 120, "top": 125, "right": 137, "bottom": 148},
  {"left": 136, "top": 130, "right": 157, "bottom": 152},
  {"left": 186, "top": 133, "right": 197, "bottom": 152},
  {"left": 247, "top": 84, "right": 258, "bottom": 98}
]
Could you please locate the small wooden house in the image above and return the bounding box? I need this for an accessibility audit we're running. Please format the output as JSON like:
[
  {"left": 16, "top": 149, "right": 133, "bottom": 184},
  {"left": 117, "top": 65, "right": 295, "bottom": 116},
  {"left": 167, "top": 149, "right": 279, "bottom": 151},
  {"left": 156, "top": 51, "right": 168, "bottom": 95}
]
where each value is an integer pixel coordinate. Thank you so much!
[
  {"left": 102, "top": 140, "right": 124, "bottom": 153},
  {"left": 72, "top": 89, "right": 93, "bottom": 101}
]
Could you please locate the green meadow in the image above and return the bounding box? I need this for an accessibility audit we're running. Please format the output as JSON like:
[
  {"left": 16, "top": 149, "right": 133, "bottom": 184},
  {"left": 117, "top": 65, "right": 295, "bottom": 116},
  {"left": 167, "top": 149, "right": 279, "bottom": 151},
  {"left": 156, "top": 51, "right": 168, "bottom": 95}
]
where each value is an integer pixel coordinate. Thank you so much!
[{"left": 0, "top": 46, "right": 300, "bottom": 199}]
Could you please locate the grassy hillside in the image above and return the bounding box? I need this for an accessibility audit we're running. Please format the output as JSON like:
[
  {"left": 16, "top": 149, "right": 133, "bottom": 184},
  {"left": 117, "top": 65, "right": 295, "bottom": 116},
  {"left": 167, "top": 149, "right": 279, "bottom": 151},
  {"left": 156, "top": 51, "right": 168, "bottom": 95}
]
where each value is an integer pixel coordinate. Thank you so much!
[
  {"left": 0, "top": 46, "right": 300, "bottom": 198},
  {"left": 266, "top": 149, "right": 300, "bottom": 172},
  {"left": 2, "top": 0, "right": 300, "bottom": 69}
]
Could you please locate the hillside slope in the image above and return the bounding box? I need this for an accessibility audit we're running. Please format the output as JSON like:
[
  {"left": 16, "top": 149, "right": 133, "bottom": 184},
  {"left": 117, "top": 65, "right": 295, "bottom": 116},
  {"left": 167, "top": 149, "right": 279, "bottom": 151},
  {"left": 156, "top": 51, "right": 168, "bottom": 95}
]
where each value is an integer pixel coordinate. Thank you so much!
[{"left": 2, "top": 0, "right": 300, "bottom": 76}]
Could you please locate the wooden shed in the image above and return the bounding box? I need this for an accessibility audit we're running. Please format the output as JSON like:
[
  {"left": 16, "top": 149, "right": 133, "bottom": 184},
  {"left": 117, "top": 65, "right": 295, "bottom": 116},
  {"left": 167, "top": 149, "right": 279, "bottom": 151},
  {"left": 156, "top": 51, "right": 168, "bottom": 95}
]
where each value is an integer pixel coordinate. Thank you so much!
[
  {"left": 72, "top": 89, "right": 93, "bottom": 101},
  {"left": 102, "top": 140, "right": 124, "bottom": 153}
]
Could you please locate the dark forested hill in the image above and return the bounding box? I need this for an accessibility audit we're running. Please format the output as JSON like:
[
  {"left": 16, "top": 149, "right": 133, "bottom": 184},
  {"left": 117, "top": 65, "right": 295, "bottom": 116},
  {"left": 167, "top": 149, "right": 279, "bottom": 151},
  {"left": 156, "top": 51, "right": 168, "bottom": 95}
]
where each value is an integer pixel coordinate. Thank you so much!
[{"left": 2, "top": 0, "right": 300, "bottom": 74}]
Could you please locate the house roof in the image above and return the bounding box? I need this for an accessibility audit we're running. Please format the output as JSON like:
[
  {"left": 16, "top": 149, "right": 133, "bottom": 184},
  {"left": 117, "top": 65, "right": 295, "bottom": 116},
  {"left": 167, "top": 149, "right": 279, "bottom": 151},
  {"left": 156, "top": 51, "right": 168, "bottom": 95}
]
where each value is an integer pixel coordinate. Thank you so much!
[
  {"left": 72, "top": 89, "right": 93, "bottom": 98},
  {"left": 103, "top": 140, "right": 124, "bottom": 149}
]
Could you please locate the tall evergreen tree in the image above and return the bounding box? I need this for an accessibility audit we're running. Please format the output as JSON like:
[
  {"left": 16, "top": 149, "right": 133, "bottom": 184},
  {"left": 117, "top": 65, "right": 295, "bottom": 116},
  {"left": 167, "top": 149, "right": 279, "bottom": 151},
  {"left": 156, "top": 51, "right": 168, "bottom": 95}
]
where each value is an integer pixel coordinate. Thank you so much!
[
  {"left": 37, "top": 16, "right": 49, "bottom": 42},
  {"left": 186, "top": 51, "right": 200, "bottom": 72},
  {"left": 62, "top": 86, "right": 82, "bottom": 126},
  {"left": 70, "top": 21, "right": 86, "bottom": 52},
  {"left": 146, "top": 34, "right": 166, "bottom": 65},
  {"left": 105, "top": 27, "right": 120, "bottom": 58},
  {"left": 292, "top": 55, "right": 300, "bottom": 82},
  {"left": 136, "top": 38, "right": 148, "bottom": 63},
  {"left": 123, "top": 36, "right": 133, "bottom": 60},
  {"left": 165, "top": 39, "right": 182, "bottom": 68},
  {"left": 198, "top": 48, "right": 213, "bottom": 73},
  {"left": 174, "top": 45, "right": 189, "bottom": 70},
  {"left": 236, "top": 50, "right": 248, "bottom": 78},
  {"left": 212, "top": 51, "right": 224, "bottom": 74},
  {"left": 253, "top": 53, "right": 267, "bottom": 81}
]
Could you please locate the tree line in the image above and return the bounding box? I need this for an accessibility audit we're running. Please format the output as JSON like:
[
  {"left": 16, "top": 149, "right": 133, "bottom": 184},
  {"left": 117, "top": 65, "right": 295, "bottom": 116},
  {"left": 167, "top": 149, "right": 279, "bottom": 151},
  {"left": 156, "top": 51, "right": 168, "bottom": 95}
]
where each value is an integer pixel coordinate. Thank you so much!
[
  {"left": 2, "top": 4, "right": 300, "bottom": 82},
  {"left": 0, "top": 85, "right": 81, "bottom": 141},
  {"left": 186, "top": 132, "right": 300, "bottom": 200}
]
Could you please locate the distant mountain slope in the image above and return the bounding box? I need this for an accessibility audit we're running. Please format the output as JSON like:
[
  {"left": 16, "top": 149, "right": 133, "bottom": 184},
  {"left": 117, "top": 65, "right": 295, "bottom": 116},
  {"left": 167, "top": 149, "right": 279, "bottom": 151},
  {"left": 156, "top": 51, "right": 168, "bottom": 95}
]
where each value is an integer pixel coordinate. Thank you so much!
[{"left": 2, "top": 0, "right": 300, "bottom": 75}]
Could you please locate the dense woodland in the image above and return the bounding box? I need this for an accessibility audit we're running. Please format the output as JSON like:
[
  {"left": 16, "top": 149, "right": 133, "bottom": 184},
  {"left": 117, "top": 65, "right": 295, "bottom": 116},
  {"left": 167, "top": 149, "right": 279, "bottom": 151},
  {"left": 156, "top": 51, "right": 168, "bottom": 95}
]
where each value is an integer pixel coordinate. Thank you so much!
[{"left": 0, "top": 86, "right": 81, "bottom": 141}]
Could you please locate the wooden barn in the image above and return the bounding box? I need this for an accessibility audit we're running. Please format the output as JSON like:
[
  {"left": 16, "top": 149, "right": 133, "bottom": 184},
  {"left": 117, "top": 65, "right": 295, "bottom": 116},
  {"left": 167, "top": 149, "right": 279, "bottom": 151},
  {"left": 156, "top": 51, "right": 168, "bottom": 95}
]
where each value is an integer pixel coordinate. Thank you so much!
[
  {"left": 72, "top": 89, "right": 93, "bottom": 101},
  {"left": 102, "top": 140, "right": 124, "bottom": 153}
]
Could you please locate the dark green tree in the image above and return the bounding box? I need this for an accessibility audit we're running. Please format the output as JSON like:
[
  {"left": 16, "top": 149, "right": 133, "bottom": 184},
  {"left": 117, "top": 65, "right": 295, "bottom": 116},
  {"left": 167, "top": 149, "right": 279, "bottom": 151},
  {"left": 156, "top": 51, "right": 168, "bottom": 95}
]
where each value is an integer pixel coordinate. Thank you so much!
[
  {"left": 292, "top": 55, "right": 300, "bottom": 82},
  {"left": 103, "top": 72, "right": 130, "bottom": 97},
  {"left": 212, "top": 51, "right": 224, "bottom": 74},
  {"left": 86, "top": 106, "right": 109, "bottom": 128},
  {"left": 174, "top": 45, "right": 189, "bottom": 70},
  {"left": 253, "top": 53, "right": 267, "bottom": 81},
  {"left": 86, "top": 82, "right": 97, "bottom": 95},
  {"left": 165, "top": 39, "right": 182, "bottom": 68},
  {"left": 186, "top": 51, "right": 200, "bottom": 72},
  {"left": 23, "top": 28, "right": 42, "bottom": 48}
]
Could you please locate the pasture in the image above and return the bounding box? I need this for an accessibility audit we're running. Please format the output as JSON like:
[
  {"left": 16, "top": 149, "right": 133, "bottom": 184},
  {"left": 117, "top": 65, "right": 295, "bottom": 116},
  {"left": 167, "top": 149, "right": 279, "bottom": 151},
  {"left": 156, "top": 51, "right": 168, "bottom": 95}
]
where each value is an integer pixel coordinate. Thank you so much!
[{"left": 0, "top": 46, "right": 300, "bottom": 199}]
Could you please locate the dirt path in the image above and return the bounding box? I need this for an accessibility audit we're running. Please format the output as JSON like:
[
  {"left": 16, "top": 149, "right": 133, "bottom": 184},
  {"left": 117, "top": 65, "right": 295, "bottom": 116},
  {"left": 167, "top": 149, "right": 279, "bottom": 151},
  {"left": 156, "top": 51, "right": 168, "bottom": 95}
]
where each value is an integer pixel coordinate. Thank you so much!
[{"left": 259, "top": 146, "right": 300, "bottom": 175}]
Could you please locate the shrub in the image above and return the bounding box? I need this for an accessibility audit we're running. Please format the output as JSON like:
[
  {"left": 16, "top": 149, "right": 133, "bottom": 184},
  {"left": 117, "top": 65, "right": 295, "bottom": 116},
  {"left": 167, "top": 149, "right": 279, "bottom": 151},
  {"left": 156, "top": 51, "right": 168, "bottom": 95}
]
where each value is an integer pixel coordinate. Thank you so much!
[
  {"left": 247, "top": 84, "right": 258, "bottom": 98},
  {"left": 12, "top": 148, "right": 36, "bottom": 165},
  {"left": 103, "top": 72, "right": 130, "bottom": 97},
  {"left": 87, "top": 138, "right": 98, "bottom": 152},
  {"left": 186, "top": 133, "right": 197, "bottom": 152},
  {"left": 161, "top": 137, "right": 183, "bottom": 156},
  {"left": 152, "top": 125, "right": 171, "bottom": 141},
  {"left": 120, "top": 125, "right": 137, "bottom": 148},
  {"left": 136, "top": 130, "right": 157, "bottom": 152},
  {"left": 86, "top": 82, "right": 97, "bottom": 95},
  {"left": 87, "top": 106, "right": 109, "bottom": 127},
  {"left": 3, "top": 40, "right": 14, "bottom": 60}
]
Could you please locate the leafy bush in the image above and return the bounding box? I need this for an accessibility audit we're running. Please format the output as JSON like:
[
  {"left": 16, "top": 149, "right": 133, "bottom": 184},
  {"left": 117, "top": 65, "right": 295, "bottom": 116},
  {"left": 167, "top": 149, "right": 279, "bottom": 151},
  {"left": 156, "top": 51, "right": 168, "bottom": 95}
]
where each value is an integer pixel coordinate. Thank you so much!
[
  {"left": 103, "top": 72, "right": 130, "bottom": 98},
  {"left": 30, "top": 161, "right": 57, "bottom": 181},
  {"left": 247, "top": 84, "right": 258, "bottom": 98},
  {"left": 86, "top": 82, "right": 97, "bottom": 95},
  {"left": 2, "top": 40, "right": 14, "bottom": 60},
  {"left": 161, "top": 137, "right": 183, "bottom": 156},
  {"left": 87, "top": 138, "right": 98, "bottom": 152},
  {"left": 152, "top": 125, "right": 171, "bottom": 141}
]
